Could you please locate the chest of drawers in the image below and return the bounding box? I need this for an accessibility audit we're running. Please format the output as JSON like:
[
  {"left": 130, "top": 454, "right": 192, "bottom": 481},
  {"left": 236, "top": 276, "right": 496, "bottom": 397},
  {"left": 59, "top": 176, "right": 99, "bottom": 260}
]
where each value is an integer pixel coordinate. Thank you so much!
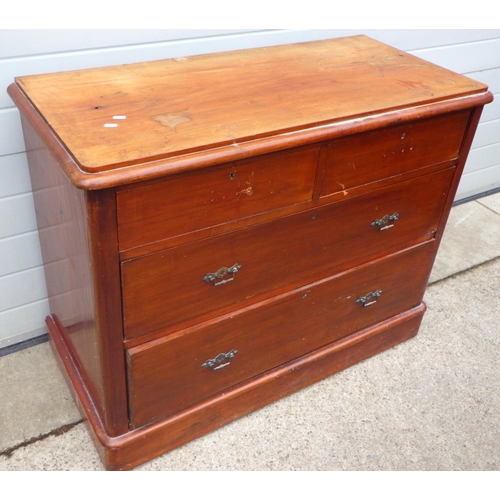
[{"left": 9, "top": 36, "right": 492, "bottom": 470}]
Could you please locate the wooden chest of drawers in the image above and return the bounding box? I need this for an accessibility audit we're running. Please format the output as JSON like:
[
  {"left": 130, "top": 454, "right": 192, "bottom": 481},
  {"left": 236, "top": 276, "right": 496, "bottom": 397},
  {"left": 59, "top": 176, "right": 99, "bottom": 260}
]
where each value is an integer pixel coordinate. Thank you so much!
[{"left": 9, "top": 36, "right": 492, "bottom": 470}]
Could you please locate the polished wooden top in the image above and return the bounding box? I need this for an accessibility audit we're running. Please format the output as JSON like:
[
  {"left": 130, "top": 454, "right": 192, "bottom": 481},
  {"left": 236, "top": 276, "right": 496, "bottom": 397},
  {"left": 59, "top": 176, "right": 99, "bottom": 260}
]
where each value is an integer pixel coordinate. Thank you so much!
[{"left": 13, "top": 35, "right": 490, "bottom": 175}]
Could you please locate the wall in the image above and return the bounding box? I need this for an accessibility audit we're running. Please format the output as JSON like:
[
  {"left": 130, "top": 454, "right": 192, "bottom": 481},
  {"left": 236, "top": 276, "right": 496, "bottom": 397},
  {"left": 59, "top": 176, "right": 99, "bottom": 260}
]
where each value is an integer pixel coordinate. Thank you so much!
[{"left": 1, "top": 29, "right": 499, "bottom": 348}]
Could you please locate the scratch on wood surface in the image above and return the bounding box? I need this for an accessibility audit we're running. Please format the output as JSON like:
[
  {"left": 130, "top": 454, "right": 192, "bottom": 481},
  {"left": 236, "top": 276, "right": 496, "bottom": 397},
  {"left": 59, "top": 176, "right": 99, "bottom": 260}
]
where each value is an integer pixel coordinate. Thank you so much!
[
  {"left": 367, "top": 53, "right": 405, "bottom": 75},
  {"left": 236, "top": 172, "right": 254, "bottom": 199},
  {"left": 396, "top": 79, "right": 434, "bottom": 97},
  {"left": 337, "top": 181, "right": 348, "bottom": 196}
]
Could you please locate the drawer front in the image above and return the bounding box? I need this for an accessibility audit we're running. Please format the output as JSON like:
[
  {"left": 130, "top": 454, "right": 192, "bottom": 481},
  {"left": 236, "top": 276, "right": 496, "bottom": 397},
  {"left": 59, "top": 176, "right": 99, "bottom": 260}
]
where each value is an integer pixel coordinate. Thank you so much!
[
  {"left": 117, "top": 147, "right": 320, "bottom": 251},
  {"left": 320, "top": 111, "right": 469, "bottom": 197},
  {"left": 122, "top": 167, "right": 454, "bottom": 341},
  {"left": 126, "top": 242, "right": 436, "bottom": 428}
]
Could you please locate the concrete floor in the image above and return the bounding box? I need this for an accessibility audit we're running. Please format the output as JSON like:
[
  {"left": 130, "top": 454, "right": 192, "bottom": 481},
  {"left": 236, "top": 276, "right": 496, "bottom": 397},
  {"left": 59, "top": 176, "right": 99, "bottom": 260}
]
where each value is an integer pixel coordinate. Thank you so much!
[{"left": 1, "top": 192, "right": 499, "bottom": 471}]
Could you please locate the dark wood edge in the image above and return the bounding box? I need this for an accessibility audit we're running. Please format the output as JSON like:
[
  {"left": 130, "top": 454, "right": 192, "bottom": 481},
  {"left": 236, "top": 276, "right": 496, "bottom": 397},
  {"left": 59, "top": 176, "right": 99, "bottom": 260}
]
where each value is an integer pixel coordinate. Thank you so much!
[
  {"left": 51, "top": 315, "right": 105, "bottom": 419},
  {"left": 46, "top": 315, "right": 110, "bottom": 466},
  {"left": 8, "top": 82, "right": 493, "bottom": 191},
  {"left": 85, "top": 190, "right": 130, "bottom": 436},
  {"left": 47, "top": 304, "right": 425, "bottom": 470}
]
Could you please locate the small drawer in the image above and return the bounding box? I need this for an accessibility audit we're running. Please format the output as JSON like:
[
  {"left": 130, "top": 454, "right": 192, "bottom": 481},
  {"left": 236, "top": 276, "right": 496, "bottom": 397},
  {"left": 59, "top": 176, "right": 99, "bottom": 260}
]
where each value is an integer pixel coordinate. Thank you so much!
[
  {"left": 320, "top": 110, "right": 469, "bottom": 197},
  {"left": 126, "top": 241, "right": 436, "bottom": 428},
  {"left": 121, "top": 166, "right": 454, "bottom": 341},
  {"left": 116, "top": 146, "right": 320, "bottom": 251}
]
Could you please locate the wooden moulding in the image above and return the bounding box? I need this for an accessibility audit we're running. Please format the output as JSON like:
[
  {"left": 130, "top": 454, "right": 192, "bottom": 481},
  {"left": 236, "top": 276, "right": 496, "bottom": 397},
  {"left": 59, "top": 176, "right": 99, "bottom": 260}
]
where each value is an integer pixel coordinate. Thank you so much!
[{"left": 48, "top": 305, "right": 425, "bottom": 471}]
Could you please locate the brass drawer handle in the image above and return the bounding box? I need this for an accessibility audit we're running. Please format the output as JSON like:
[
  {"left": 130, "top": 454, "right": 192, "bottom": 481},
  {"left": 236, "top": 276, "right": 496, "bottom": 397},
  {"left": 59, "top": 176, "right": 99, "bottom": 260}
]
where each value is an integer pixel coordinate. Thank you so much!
[
  {"left": 371, "top": 212, "right": 399, "bottom": 230},
  {"left": 202, "top": 263, "right": 242, "bottom": 286},
  {"left": 356, "top": 289, "right": 382, "bottom": 307},
  {"left": 202, "top": 349, "right": 238, "bottom": 371}
]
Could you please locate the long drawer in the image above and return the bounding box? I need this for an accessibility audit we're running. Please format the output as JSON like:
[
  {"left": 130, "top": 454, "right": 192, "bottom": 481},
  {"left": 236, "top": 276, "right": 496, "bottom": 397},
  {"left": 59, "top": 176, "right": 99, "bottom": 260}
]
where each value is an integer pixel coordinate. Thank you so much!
[
  {"left": 126, "top": 241, "right": 436, "bottom": 428},
  {"left": 122, "top": 167, "right": 454, "bottom": 341}
]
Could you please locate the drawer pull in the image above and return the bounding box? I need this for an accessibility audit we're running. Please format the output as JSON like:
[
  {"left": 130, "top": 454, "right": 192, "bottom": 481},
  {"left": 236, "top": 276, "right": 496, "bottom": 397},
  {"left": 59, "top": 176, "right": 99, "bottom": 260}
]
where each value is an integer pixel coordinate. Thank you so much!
[
  {"left": 202, "top": 263, "right": 242, "bottom": 286},
  {"left": 356, "top": 289, "right": 382, "bottom": 307},
  {"left": 371, "top": 213, "right": 399, "bottom": 230},
  {"left": 202, "top": 349, "right": 238, "bottom": 371}
]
